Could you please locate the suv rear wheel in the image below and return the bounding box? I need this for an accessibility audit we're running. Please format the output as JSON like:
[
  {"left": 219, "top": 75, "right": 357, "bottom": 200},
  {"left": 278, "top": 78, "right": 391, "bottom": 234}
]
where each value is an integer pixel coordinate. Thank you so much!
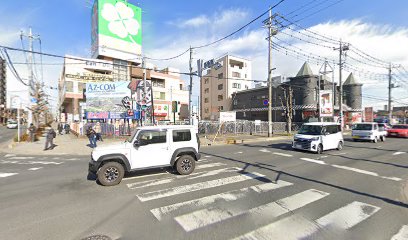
[
  {"left": 97, "top": 162, "right": 124, "bottom": 186},
  {"left": 176, "top": 155, "right": 195, "bottom": 175}
]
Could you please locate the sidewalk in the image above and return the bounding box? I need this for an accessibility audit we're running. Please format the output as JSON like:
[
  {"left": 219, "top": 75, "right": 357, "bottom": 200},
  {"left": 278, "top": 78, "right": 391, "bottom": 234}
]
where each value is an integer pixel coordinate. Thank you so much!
[{"left": 1, "top": 133, "right": 127, "bottom": 156}]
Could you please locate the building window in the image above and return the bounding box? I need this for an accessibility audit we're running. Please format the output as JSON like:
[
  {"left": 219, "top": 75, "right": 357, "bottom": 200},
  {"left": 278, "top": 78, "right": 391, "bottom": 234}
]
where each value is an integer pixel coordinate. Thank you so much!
[
  {"left": 204, "top": 108, "right": 209, "bottom": 113},
  {"left": 218, "top": 106, "right": 224, "bottom": 111},
  {"left": 153, "top": 91, "right": 166, "bottom": 100},
  {"left": 218, "top": 84, "right": 223, "bottom": 90},
  {"left": 233, "top": 99, "right": 238, "bottom": 105},
  {"left": 152, "top": 78, "right": 165, "bottom": 88},
  {"left": 65, "top": 81, "right": 73, "bottom": 92},
  {"left": 245, "top": 85, "right": 249, "bottom": 90},
  {"left": 204, "top": 98, "right": 209, "bottom": 103},
  {"left": 204, "top": 88, "right": 209, "bottom": 94},
  {"left": 232, "top": 83, "right": 241, "bottom": 89},
  {"left": 218, "top": 95, "right": 223, "bottom": 101},
  {"left": 78, "top": 82, "right": 85, "bottom": 93},
  {"left": 245, "top": 74, "right": 247, "bottom": 78},
  {"left": 218, "top": 73, "right": 223, "bottom": 80},
  {"left": 204, "top": 78, "right": 209, "bottom": 84},
  {"left": 232, "top": 72, "right": 240, "bottom": 78}
]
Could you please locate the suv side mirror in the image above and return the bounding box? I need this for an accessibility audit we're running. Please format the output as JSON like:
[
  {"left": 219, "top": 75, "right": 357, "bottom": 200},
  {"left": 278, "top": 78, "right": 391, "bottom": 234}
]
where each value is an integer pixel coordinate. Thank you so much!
[{"left": 133, "top": 140, "right": 140, "bottom": 148}]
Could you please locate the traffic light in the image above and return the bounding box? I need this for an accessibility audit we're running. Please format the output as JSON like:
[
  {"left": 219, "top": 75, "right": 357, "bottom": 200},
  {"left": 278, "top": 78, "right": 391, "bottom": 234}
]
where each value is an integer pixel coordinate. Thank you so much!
[{"left": 172, "top": 101, "right": 178, "bottom": 113}]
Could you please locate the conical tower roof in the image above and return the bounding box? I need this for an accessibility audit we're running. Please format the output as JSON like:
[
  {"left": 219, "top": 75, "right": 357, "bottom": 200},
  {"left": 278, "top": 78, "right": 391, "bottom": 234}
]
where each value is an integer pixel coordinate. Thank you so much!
[
  {"left": 296, "top": 62, "right": 314, "bottom": 77},
  {"left": 344, "top": 73, "right": 362, "bottom": 85}
]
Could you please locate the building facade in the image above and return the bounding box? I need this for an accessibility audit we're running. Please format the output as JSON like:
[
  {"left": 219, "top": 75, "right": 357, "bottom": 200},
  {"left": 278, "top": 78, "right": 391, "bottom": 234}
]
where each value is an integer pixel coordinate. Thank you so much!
[
  {"left": 232, "top": 62, "right": 364, "bottom": 125},
  {"left": 200, "top": 55, "right": 252, "bottom": 120}
]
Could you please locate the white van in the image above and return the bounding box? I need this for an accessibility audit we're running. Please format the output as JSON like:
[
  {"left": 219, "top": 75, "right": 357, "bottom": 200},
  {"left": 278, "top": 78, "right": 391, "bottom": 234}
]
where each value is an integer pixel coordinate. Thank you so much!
[
  {"left": 351, "top": 122, "right": 386, "bottom": 143},
  {"left": 292, "top": 122, "right": 343, "bottom": 154}
]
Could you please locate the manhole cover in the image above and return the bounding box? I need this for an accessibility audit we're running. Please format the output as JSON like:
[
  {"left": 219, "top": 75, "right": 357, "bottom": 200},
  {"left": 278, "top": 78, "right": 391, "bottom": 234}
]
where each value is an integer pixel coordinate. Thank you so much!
[{"left": 81, "top": 235, "right": 112, "bottom": 240}]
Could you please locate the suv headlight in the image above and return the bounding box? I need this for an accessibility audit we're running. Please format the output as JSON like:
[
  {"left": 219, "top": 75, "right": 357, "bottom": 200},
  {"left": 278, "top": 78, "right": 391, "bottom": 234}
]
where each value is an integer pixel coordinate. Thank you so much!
[{"left": 310, "top": 137, "right": 320, "bottom": 141}]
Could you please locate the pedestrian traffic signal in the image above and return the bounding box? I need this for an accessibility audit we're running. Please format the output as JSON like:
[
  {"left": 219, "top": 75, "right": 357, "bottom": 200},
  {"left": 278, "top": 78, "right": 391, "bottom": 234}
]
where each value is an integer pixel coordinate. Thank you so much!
[{"left": 172, "top": 101, "right": 178, "bottom": 113}]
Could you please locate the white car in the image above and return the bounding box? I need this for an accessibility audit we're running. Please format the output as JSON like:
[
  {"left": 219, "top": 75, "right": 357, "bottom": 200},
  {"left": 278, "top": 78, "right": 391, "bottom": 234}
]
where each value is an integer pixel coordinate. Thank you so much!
[
  {"left": 352, "top": 122, "right": 386, "bottom": 143},
  {"left": 89, "top": 125, "right": 201, "bottom": 186},
  {"left": 6, "top": 120, "right": 18, "bottom": 129},
  {"left": 293, "top": 122, "right": 344, "bottom": 154}
]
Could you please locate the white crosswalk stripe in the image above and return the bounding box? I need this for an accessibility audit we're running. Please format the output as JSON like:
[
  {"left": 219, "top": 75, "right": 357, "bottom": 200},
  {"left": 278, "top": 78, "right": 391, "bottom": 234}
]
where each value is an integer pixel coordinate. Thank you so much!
[
  {"left": 233, "top": 201, "right": 380, "bottom": 240},
  {"left": 175, "top": 189, "right": 329, "bottom": 232},
  {"left": 0, "top": 160, "right": 62, "bottom": 165},
  {"left": 391, "top": 225, "right": 408, "bottom": 240},
  {"left": 0, "top": 173, "right": 18, "bottom": 178},
  {"left": 196, "top": 162, "right": 226, "bottom": 169},
  {"left": 151, "top": 180, "right": 293, "bottom": 221},
  {"left": 127, "top": 167, "right": 241, "bottom": 189},
  {"left": 136, "top": 172, "right": 265, "bottom": 202}
]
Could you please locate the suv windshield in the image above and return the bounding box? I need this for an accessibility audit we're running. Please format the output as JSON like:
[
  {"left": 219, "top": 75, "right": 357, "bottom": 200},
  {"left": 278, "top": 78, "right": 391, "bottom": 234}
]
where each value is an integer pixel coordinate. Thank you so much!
[
  {"left": 353, "top": 124, "right": 373, "bottom": 130},
  {"left": 126, "top": 129, "right": 139, "bottom": 142},
  {"left": 298, "top": 125, "right": 323, "bottom": 135}
]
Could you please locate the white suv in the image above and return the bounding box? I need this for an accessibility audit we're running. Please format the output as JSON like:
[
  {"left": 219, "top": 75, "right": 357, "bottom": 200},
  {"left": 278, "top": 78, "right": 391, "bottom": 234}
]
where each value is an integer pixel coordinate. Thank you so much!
[{"left": 89, "top": 125, "right": 201, "bottom": 186}]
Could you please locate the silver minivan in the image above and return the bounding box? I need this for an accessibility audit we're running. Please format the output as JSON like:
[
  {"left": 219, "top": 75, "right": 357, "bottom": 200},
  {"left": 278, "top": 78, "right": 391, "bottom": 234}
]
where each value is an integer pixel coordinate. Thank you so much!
[{"left": 292, "top": 122, "right": 344, "bottom": 154}]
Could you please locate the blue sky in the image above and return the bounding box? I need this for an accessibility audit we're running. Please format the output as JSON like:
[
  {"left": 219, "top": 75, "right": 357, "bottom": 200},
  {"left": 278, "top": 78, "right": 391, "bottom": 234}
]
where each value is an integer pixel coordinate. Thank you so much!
[{"left": 2, "top": 0, "right": 408, "bottom": 110}]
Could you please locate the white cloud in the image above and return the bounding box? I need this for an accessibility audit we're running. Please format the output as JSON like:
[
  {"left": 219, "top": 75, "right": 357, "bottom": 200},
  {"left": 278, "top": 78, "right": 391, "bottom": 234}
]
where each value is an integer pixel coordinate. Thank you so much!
[
  {"left": 178, "top": 15, "right": 210, "bottom": 28},
  {"left": 147, "top": 14, "right": 408, "bottom": 109}
]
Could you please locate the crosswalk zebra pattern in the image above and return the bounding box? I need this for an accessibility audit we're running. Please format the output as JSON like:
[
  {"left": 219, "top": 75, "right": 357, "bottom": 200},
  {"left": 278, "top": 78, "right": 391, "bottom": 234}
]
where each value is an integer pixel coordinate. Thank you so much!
[{"left": 125, "top": 159, "right": 406, "bottom": 239}]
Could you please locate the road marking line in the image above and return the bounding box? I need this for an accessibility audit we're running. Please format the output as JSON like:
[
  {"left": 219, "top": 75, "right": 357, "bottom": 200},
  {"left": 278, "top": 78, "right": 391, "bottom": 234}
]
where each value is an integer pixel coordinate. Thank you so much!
[
  {"left": 122, "top": 172, "right": 170, "bottom": 181},
  {"left": 4, "top": 154, "right": 16, "bottom": 158},
  {"left": 127, "top": 167, "right": 241, "bottom": 189},
  {"left": 331, "top": 164, "right": 401, "bottom": 181},
  {"left": 300, "top": 158, "right": 326, "bottom": 165},
  {"left": 196, "top": 162, "right": 226, "bottom": 169},
  {"left": 234, "top": 152, "right": 243, "bottom": 154},
  {"left": 0, "top": 173, "right": 18, "bottom": 178},
  {"left": 316, "top": 201, "right": 380, "bottom": 229},
  {"left": 393, "top": 152, "right": 406, "bottom": 156},
  {"left": 137, "top": 172, "right": 265, "bottom": 202},
  {"left": 233, "top": 201, "right": 379, "bottom": 240},
  {"left": 28, "top": 167, "right": 43, "bottom": 171},
  {"left": 273, "top": 152, "right": 293, "bottom": 157},
  {"left": 0, "top": 160, "right": 62, "bottom": 165},
  {"left": 204, "top": 155, "right": 212, "bottom": 158},
  {"left": 391, "top": 225, "right": 408, "bottom": 240},
  {"left": 176, "top": 189, "right": 329, "bottom": 232},
  {"left": 9, "top": 157, "right": 35, "bottom": 160},
  {"left": 259, "top": 149, "right": 271, "bottom": 153},
  {"left": 151, "top": 180, "right": 293, "bottom": 221}
]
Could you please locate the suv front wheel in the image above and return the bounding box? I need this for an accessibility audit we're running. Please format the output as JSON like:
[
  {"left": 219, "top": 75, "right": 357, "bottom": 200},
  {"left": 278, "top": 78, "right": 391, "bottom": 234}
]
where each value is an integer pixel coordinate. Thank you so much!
[
  {"left": 176, "top": 155, "right": 195, "bottom": 175},
  {"left": 97, "top": 162, "right": 125, "bottom": 186}
]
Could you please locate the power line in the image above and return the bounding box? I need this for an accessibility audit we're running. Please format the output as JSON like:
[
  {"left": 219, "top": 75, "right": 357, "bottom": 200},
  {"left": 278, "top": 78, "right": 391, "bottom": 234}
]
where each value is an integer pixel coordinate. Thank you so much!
[
  {"left": 145, "top": 48, "right": 190, "bottom": 61},
  {"left": 193, "top": 0, "right": 288, "bottom": 49}
]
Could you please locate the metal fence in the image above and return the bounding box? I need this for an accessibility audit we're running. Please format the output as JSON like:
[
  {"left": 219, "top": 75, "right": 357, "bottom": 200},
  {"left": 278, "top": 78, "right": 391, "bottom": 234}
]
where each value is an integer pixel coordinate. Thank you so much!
[{"left": 198, "top": 121, "right": 303, "bottom": 135}]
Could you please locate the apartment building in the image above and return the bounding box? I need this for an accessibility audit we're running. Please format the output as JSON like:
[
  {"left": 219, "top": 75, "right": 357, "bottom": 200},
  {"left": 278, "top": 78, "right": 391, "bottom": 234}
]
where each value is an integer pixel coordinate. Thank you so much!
[
  {"left": 200, "top": 54, "right": 252, "bottom": 120},
  {"left": 0, "top": 57, "right": 7, "bottom": 123}
]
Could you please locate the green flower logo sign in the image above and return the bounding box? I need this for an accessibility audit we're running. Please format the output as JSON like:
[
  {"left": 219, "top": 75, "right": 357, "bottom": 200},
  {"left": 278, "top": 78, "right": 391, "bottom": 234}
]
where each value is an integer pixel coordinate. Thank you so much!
[{"left": 100, "top": 1, "right": 141, "bottom": 44}]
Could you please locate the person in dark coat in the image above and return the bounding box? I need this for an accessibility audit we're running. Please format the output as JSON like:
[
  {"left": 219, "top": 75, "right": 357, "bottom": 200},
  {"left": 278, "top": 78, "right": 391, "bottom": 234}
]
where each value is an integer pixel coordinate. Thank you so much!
[
  {"left": 44, "top": 128, "right": 56, "bottom": 150},
  {"left": 86, "top": 126, "right": 97, "bottom": 148},
  {"left": 64, "top": 123, "right": 70, "bottom": 134},
  {"left": 57, "top": 123, "right": 63, "bottom": 135}
]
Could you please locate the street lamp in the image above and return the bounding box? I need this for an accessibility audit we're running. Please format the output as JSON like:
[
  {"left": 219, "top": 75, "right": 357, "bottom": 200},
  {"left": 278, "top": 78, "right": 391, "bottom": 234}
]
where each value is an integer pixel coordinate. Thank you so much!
[{"left": 11, "top": 95, "right": 22, "bottom": 142}]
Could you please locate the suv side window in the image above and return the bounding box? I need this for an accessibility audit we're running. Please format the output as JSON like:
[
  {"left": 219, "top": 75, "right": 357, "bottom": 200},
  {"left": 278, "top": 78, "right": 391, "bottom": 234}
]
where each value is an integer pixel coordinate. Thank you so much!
[
  {"left": 326, "top": 125, "right": 339, "bottom": 134},
  {"left": 173, "top": 130, "right": 191, "bottom": 142},
  {"left": 138, "top": 130, "right": 167, "bottom": 145}
]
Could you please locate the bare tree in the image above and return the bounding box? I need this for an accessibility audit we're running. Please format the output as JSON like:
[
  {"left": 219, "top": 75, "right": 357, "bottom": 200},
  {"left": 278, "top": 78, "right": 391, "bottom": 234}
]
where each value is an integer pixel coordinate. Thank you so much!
[{"left": 279, "top": 85, "right": 294, "bottom": 134}]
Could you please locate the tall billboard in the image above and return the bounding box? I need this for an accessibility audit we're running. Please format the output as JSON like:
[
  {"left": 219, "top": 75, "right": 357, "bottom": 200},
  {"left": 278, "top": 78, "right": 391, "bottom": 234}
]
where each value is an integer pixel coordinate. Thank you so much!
[
  {"left": 86, "top": 81, "right": 141, "bottom": 119},
  {"left": 319, "top": 90, "right": 334, "bottom": 117},
  {"left": 91, "top": 0, "right": 142, "bottom": 62}
]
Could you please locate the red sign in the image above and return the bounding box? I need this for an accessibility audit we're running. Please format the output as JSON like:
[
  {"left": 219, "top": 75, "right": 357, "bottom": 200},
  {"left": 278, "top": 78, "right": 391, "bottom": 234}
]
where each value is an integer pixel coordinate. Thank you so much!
[{"left": 364, "top": 107, "right": 373, "bottom": 122}]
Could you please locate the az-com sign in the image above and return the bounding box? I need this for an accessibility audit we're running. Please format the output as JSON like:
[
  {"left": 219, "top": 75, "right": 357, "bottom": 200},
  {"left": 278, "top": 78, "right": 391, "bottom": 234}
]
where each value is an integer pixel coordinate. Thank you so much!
[{"left": 197, "top": 59, "right": 223, "bottom": 77}]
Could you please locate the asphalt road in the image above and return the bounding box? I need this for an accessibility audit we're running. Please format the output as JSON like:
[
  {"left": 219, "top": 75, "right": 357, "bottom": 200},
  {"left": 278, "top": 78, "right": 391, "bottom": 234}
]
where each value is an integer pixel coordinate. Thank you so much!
[{"left": 0, "top": 137, "right": 407, "bottom": 240}]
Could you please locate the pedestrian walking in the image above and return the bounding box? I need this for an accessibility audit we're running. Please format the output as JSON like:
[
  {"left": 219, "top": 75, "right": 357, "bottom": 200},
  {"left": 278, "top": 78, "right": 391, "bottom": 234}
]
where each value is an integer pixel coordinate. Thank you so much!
[
  {"left": 44, "top": 127, "right": 56, "bottom": 151},
  {"left": 57, "top": 122, "right": 63, "bottom": 135},
  {"left": 28, "top": 123, "right": 36, "bottom": 142},
  {"left": 64, "top": 123, "right": 70, "bottom": 134},
  {"left": 93, "top": 122, "right": 103, "bottom": 142},
  {"left": 86, "top": 126, "right": 97, "bottom": 148}
]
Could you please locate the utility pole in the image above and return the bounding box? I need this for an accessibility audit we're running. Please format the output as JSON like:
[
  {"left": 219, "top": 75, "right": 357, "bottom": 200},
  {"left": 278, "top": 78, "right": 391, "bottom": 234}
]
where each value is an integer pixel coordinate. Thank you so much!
[
  {"left": 20, "top": 27, "right": 40, "bottom": 127},
  {"left": 264, "top": 7, "right": 277, "bottom": 137},
  {"left": 334, "top": 40, "right": 349, "bottom": 130},
  {"left": 388, "top": 63, "right": 392, "bottom": 122},
  {"left": 142, "top": 55, "right": 146, "bottom": 125},
  {"left": 188, "top": 47, "right": 193, "bottom": 125}
]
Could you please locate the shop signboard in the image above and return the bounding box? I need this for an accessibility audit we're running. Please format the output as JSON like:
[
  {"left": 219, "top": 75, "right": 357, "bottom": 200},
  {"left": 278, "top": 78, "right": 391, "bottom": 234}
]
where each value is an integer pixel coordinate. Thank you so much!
[
  {"left": 91, "top": 0, "right": 142, "bottom": 62},
  {"left": 319, "top": 90, "right": 333, "bottom": 117}
]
